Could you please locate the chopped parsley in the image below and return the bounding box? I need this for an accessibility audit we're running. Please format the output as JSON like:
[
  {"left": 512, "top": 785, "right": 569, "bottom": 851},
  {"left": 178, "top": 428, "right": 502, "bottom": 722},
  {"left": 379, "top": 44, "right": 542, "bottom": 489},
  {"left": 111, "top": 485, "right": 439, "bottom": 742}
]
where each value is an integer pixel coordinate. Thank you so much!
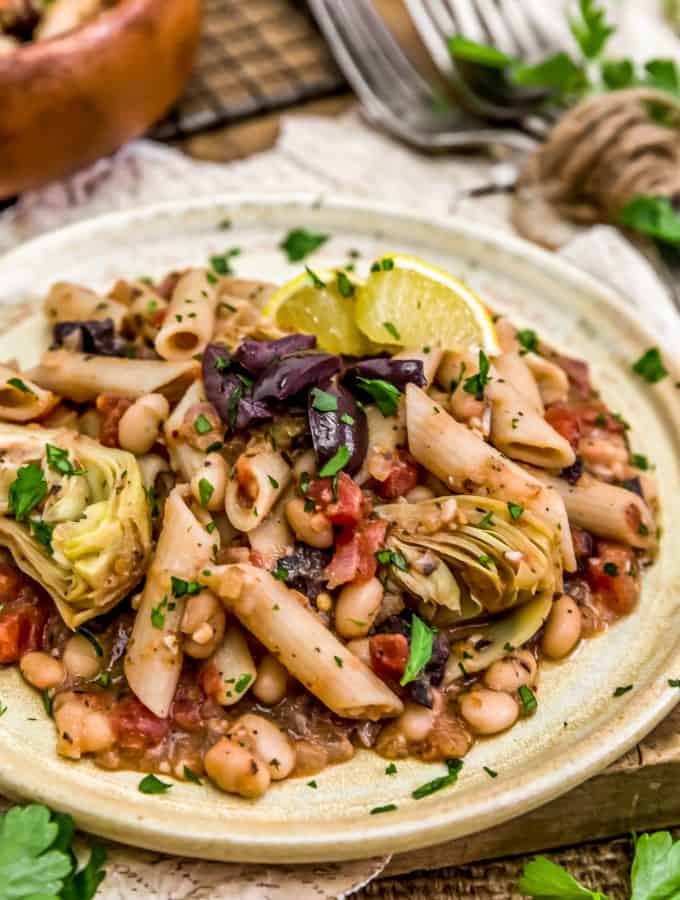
[
  {"left": 272, "top": 566, "right": 288, "bottom": 581},
  {"left": 340, "top": 412, "right": 355, "bottom": 425},
  {"left": 45, "top": 444, "right": 84, "bottom": 477},
  {"left": 412, "top": 758, "right": 463, "bottom": 799},
  {"left": 355, "top": 376, "right": 401, "bottom": 417},
  {"left": 299, "top": 471, "right": 310, "bottom": 494},
  {"left": 41, "top": 690, "right": 53, "bottom": 718},
  {"left": 603, "top": 562, "right": 619, "bottom": 576},
  {"left": 385, "top": 763, "right": 397, "bottom": 775},
  {"left": 613, "top": 684, "right": 633, "bottom": 697},
  {"left": 267, "top": 475, "right": 279, "bottom": 489},
  {"left": 630, "top": 453, "right": 649, "bottom": 470},
  {"left": 95, "top": 671, "right": 111, "bottom": 688},
  {"left": 669, "top": 679, "right": 680, "bottom": 688},
  {"left": 516, "top": 329, "right": 539, "bottom": 354},
  {"left": 484, "top": 766, "right": 498, "bottom": 778},
  {"left": 77, "top": 627, "right": 104, "bottom": 657},
  {"left": 307, "top": 780, "right": 318, "bottom": 789},
  {"left": 632, "top": 347, "right": 668, "bottom": 383},
  {"left": 151, "top": 596, "right": 171, "bottom": 629},
  {"left": 310, "top": 387, "right": 338, "bottom": 412},
  {"left": 376, "top": 548, "right": 409, "bottom": 572},
  {"left": 0, "top": 700, "right": 6, "bottom": 717},
  {"left": 206, "top": 440, "right": 224, "bottom": 453},
  {"left": 383, "top": 321, "right": 400, "bottom": 341},
  {"left": 210, "top": 247, "right": 240, "bottom": 276},
  {"left": 305, "top": 265, "right": 326, "bottom": 289},
  {"left": 519, "top": 684, "right": 538, "bottom": 713},
  {"left": 29, "top": 518, "right": 54, "bottom": 554},
  {"left": 333, "top": 656, "right": 344, "bottom": 668},
  {"left": 194, "top": 414, "right": 213, "bottom": 435},
  {"left": 318, "top": 445, "right": 351, "bottom": 477},
  {"left": 206, "top": 271, "right": 218, "bottom": 285},
  {"left": 477, "top": 511, "right": 494, "bottom": 529},
  {"left": 507, "top": 501, "right": 524, "bottom": 520},
  {"left": 183, "top": 766, "right": 203, "bottom": 785},
  {"left": 206, "top": 520, "right": 217, "bottom": 534},
  {"left": 400, "top": 614, "right": 434, "bottom": 686},
  {"left": 198, "top": 478, "right": 214, "bottom": 508},
  {"left": 138, "top": 774, "right": 172, "bottom": 795},
  {"left": 235, "top": 673, "right": 253, "bottom": 693},
  {"left": 463, "top": 350, "right": 491, "bottom": 400},
  {"left": 477, "top": 553, "right": 493, "bottom": 568},
  {"left": 279, "top": 228, "right": 329, "bottom": 262},
  {"left": 336, "top": 271, "right": 355, "bottom": 298},
  {"left": 6, "top": 377, "right": 34, "bottom": 395},
  {"left": 370, "top": 257, "right": 395, "bottom": 272},
  {"left": 370, "top": 804, "right": 397, "bottom": 814},
  {"left": 171, "top": 577, "right": 201, "bottom": 599},
  {"left": 9, "top": 463, "right": 48, "bottom": 521}
]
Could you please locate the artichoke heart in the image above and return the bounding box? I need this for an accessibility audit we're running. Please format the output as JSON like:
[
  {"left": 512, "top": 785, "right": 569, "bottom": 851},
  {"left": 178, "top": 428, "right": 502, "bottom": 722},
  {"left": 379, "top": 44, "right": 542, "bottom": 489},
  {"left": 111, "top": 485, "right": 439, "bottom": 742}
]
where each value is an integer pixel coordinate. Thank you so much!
[
  {"left": 0, "top": 423, "right": 152, "bottom": 628},
  {"left": 376, "top": 495, "right": 563, "bottom": 617}
]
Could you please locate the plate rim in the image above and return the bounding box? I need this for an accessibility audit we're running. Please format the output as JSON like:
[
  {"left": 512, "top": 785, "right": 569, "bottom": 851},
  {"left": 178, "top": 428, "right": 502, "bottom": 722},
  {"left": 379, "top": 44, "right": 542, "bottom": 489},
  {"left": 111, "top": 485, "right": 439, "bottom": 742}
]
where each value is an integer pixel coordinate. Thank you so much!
[{"left": 0, "top": 192, "right": 678, "bottom": 863}]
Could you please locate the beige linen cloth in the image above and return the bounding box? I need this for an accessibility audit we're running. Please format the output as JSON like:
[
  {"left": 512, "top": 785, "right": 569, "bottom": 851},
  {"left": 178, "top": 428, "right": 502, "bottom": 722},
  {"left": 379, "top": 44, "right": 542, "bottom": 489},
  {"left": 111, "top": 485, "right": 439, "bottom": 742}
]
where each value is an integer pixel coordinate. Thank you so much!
[{"left": 0, "top": 4, "right": 678, "bottom": 894}]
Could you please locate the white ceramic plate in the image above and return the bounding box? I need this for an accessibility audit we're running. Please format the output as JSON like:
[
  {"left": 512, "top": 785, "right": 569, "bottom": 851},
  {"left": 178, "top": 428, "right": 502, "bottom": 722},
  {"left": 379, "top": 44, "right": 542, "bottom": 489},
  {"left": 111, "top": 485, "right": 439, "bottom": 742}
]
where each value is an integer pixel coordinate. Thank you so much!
[{"left": 0, "top": 195, "right": 678, "bottom": 864}]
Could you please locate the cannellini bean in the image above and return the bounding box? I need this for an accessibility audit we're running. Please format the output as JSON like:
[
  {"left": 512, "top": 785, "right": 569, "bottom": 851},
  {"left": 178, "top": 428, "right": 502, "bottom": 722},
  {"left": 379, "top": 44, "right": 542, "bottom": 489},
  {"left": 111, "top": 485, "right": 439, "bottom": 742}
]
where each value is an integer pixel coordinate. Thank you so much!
[
  {"left": 191, "top": 454, "right": 228, "bottom": 511},
  {"left": 483, "top": 649, "right": 537, "bottom": 692},
  {"left": 204, "top": 738, "right": 271, "bottom": 798},
  {"left": 405, "top": 485, "right": 436, "bottom": 503},
  {"left": 459, "top": 689, "right": 519, "bottom": 735},
  {"left": 542, "top": 594, "right": 582, "bottom": 660},
  {"left": 62, "top": 634, "right": 102, "bottom": 680},
  {"left": 117, "top": 393, "right": 169, "bottom": 455},
  {"left": 252, "top": 654, "right": 288, "bottom": 705},
  {"left": 346, "top": 638, "right": 372, "bottom": 668},
  {"left": 395, "top": 702, "right": 436, "bottom": 743},
  {"left": 285, "top": 497, "right": 333, "bottom": 549},
  {"left": 335, "top": 577, "right": 383, "bottom": 639},
  {"left": 229, "top": 713, "right": 296, "bottom": 780},
  {"left": 181, "top": 590, "right": 226, "bottom": 659},
  {"left": 20, "top": 652, "right": 65, "bottom": 690},
  {"left": 55, "top": 699, "right": 115, "bottom": 759}
]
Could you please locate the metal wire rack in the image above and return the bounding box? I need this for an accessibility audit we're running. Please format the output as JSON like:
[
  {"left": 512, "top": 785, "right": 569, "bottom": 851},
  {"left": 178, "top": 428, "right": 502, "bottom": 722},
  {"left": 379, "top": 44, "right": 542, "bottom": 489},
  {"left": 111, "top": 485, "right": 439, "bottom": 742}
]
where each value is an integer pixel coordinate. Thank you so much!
[{"left": 152, "top": 0, "right": 345, "bottom": 140}]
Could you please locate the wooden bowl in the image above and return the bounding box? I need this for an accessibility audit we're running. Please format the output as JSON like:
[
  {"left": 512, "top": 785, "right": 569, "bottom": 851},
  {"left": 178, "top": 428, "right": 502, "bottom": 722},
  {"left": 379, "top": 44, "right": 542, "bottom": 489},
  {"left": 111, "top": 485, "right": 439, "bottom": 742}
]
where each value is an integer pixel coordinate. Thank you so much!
[{"left": 0, "top": 0, "right": 201, "bottom": 200}]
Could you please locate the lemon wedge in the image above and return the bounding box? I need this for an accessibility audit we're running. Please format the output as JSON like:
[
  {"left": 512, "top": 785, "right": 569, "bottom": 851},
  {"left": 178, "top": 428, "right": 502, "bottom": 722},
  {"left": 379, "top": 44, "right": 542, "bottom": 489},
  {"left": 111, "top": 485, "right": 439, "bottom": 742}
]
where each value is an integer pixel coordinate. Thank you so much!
[
  {"left": 263, "top": 268, "right": 372, "bottom": 356},
  {"left": 355, "top": 254, "right": 500, "bottom": 353}
]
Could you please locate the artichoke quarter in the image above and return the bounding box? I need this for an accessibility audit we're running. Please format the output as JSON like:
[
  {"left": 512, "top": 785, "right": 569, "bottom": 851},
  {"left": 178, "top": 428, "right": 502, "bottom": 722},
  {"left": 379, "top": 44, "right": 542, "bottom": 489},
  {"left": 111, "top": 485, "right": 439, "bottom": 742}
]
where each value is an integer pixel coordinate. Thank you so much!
[
  {"left": 0, "top": 423, "right": 152, "bottom": 628},
  {"left": 375, "top": 495, "right": 562, "bottom": 619}
]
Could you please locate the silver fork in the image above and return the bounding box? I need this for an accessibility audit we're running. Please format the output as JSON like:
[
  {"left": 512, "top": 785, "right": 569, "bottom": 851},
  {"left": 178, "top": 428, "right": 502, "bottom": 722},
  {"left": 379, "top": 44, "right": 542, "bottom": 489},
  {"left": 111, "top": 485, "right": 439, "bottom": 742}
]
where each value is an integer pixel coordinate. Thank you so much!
[
  {"left": 307, "top": 0, "right": 538, "bottom": 152},
  {"left": 404, "top": 0, "right": 571, "bottom": 127}
]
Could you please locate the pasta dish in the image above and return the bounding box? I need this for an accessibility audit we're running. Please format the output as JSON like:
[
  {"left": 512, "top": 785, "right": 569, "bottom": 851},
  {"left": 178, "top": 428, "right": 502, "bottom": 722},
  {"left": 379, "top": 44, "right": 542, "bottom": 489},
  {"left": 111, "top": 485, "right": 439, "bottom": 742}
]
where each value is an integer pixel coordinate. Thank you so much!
[{"left": 0, "top": 252, "right": 658, "bottom": 801}]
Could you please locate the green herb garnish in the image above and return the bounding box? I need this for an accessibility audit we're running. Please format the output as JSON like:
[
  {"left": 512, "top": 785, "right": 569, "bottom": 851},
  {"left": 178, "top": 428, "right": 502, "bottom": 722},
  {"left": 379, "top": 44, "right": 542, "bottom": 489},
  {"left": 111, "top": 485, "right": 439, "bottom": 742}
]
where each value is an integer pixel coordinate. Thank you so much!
[
  {"left": 463, "top": 350, "right": 491, "bottom": 400},
  {"left": 383, "top": 321, "right": 400, "bottom": 341},
  {"left": 519, "top": 684, "right": 538, "bottom": 713},
  {"left": 336, "top": 270, "right": 355, "bottom": 297},
  {"left": 614, "top": 684, "right": 633, "bottom": 697},
  {"left": 305, "top": 266, "right": 326, "bottom": 289},
  {"left": 632, "top": 347, "right": 668, "bottom": 384},
  {"left": 6, "top": 377, "right": 34, "bottom": 395},
  {"left": 310, "top": 387, "right": 338, "bottom": 412},
  {"left": 412, "top": 758, "right": 463, "bottom": 799},
  {"left": 318, "top": 445, "right": 351, "bottom": 477},
  {"left": 355, "top": 377, "right": 401, "bottom": 417},
  {"left": 171, "top": 577, "right": 201, "bottom": 598},
  {"left": 400, "top": 614, "right": 434, "bottom": 686},
  {"left": 194, "top": 414, "right": 213, "bottom": 435},
  {"left": 507, "top": 501, "right": 524, "bottom": 521},
  {"left": 279, "top": 228, "right": 329, "bottom": 262},
  {"left": 138, "top": 774, "right": 172, "bottom": 795}
]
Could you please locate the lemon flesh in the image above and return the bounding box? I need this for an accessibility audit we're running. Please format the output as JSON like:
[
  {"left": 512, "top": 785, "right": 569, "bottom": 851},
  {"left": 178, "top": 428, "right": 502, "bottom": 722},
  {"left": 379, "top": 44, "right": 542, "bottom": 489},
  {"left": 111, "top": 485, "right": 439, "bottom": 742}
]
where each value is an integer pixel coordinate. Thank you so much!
[
  {"left": 264, "top": 271, "right": 371, "bottom": 356},
  {"left": 355, "top": 255, "right": 499, "bottom": 353}
]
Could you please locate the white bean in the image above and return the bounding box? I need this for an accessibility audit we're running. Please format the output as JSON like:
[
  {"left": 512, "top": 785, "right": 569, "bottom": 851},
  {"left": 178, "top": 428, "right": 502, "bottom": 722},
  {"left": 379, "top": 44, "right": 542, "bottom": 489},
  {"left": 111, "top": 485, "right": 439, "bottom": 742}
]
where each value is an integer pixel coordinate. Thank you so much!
[
  {"left": 181, "top": 591, "right": 226, "bottom": 659},
  {"left": 191, "top": 454, "right": 228, "bottom": 511},
  {"left": 285, "top": 497, "right": 333, "bottom": 548},
  {"left": 252, "top": 654, "right": 288, "bottom": 705},
  {"left": 405, "top": 485, "right": 436, "bottom": 503},
  {"left": 459, "top": 688, "right": 519, "bottom": 735},
  {"left": 230, "top": 713, "right": 296, "bottom": 780},
  {"left": 118, "top": 393, "right": 169, "bottom": 455},
  {"left": 55, "top": 699, "right": 115, "bottom": 759},
  {"left": 20, "top": 652, "right": 64, "bottom": 690},
  {"left": 396, "top": 702, "right": 436, "bottom": 743},
  {"left": 62, "top": 634, "right": 102, "bottom": 680},
  {"left": 204, "top": 738, "right": 271, "bottom": 798},
  {"left": 542, "top": 594, "right": 582, "bottom": 660},
  {"left": 346, "top": 638, "right": 372, "bottom": 668},
  {"left": 335, "top": 577, "right": 383, "bottom": 638},
  {"left": 483, "top": 649, "right": 537, "bottom": 692}
]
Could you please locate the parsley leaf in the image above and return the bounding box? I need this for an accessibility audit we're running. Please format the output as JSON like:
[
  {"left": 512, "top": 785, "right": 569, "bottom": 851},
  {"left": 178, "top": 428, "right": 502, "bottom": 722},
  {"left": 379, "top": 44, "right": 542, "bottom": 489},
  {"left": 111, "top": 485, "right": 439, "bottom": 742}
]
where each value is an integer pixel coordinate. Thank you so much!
[
  {"left": 183, "top": 766, "right": 203, "bottom": 785},
  {"left": 210, "top": 247, "right": 240, "bottom": 276},
  {"left": 412, "top": 758, "right": 463, "bottom": 799},
  {"left": 198, "top": 478, "right": 214, "bottom": 508},
  {"left": 138, "top": 774, "right": 172, "bottom": 794},
  {"left": 614, "top": 684, "right": 633, "bottom": 697},
  {"left": 376, "top": 548, "right": 409, "bottom": 572},
  {"left": 235, "top": 673, "right": 253, "bottom": 693},
  {"left": 60, "top": 844, "right": 107, "bottom": 900},
  {"left": 6, "top": 377, "right": 34, "bottom": 395},
  {"left": 305, "top": 265, "right": 326, "bottom": 289},
  {"left": 8, "top": 463, "right": 47, "bottom": 521},
  {"left": 507, "top": 501, "right": 524, "bottom": 521},
  {"left": 630, "top": 830, "right": 680, "bottom": 900},
  {"left": 447, "top": 35, "right": 514, "bottom": 69},
  {"left": 151, "top": 596, "right": 169, "bottom": 629},
  {"left": 279, "top": 228, "right": 329, "bottom": 262},
  {"left": 0, "top": 803, "right": 74, "bottom": 898},
  {"left": 519, "top": 854, "right": 605, "bottom": 898},
  {"left": 569, "top": 0, "right": 615, "bottom": 60},
  {"left": 516, "top": 328, "right": 539, "bottom": 354},
  {"left": 400, "top": 614, "right": 434, "bottom": 686},
  {"left": 30, "top": 518, "right": 54, "bottom": 554},
  {"left": 601, "top": 58, "right": 636, "bottom": 89},
  {"left": 171, "top": 576, "right": 201, "bottom": 598},
  {"left": 194, "top": 413, "right": 213, "bottom": 435},
  {"left": 310, "top": 387, "right": 338, "bottom": 412},
  {"left": 318, "top": 445, "right": 351, "bottom": 477},
  {"left": 355, "top": 376, "right": 401, "bottom": 417},
  {"left": 46, "top": 444, "right": 85, "bottom": 477},
  {"left": 383, "top": 321, "right": 400, "bottom": 341},
  {"left": 619, "top": 196, "right": 680, "bottom": 247},
  {"left": 463, "top": 350, "right": 491, "bottom": 400},
  {"left": 630, "top": 453, "right": 649, "bottom": 470},
  {"left": 632, "top": 347, "right": 668, "bottom": 384},
  {"left": 336, "top": 271, "right": 355, "bottom": 298},
  {"left": 519, "top": 684, "right": 538, "bottom": 713},
  {"left": 513, "top": 52, "right": 588, "bottom": 96}
]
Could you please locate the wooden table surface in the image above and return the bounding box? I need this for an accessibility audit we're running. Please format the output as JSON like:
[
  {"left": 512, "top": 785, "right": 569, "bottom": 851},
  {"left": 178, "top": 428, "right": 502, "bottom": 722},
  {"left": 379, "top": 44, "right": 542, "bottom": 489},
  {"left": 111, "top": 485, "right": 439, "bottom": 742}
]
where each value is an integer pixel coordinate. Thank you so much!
[{"left": 173, "top": 2, "right": 680, "bottom": 895}]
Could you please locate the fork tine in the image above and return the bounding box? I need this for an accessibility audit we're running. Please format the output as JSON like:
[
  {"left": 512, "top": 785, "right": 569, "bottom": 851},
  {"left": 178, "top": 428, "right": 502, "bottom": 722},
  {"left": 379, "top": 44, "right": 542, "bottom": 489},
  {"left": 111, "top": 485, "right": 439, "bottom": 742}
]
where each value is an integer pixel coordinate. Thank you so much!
[
  {"left": 495, "top": 0, "right": 545, "bottom": 59},
  {"left": 441, "top": 0, "right": 486, "bottom": 43},
  {"left": 469, "top": 0, "right": 523, "bottom": 56},
  {"left": 403, "top": 0, "right": 457, "bottom": 77}
]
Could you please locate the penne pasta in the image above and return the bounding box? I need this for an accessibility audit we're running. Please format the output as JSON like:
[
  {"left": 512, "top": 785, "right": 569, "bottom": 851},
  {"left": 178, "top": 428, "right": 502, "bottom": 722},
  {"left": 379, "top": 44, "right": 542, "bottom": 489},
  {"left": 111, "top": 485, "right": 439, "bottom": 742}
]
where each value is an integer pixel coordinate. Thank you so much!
[
  {"left": 524, "top": 352, "right": 570, "bottom": 406},
  {"left": 0, "top": 365, "right": 59, "bottom": 422},
  {"left": 124, "top": 487, "right": 217, "bottom": 718},
  {"left": 203, "top": 564, "right": 403, "bottom": 720},
  {"left": 43, "top": 282, "right": 127, "bottom": 331},
  {"left": 248, "top": 487, "right": 295, "bottom": 568},
  {"left": 163, "top": 379, "right": 206, "bottom": 483},
  {"left": 29, "top": 350, "right": 199, "bottom": 404},
  {"left": 225, "top": 444, "right": 292, "bottom": 532},
  {"left": 493, "top": 352, "right": 543, "bottom": 413},
  {"left": 202, "top": 622, "right": 257, "bottom": 707},
  {"left": 530, "top": 469, "right": 656, "bottom": 550},
  {"left": 405, "top": 384, "right": 576, "bottom": 570},
  {"left": 154, "top": 268, "right": 219, "bottom": 361}
]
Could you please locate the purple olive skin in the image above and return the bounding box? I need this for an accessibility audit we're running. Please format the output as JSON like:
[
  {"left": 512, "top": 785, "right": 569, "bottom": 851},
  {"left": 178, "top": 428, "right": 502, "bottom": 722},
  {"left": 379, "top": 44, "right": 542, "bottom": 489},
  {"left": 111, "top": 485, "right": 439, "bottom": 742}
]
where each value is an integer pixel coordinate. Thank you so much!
[
  {"left": 252, "top": 353, "right": 342, "bottom": 403},
  {"left": 202, "top": 343, "right": 271, "bottom": 430},
  {"left": 53, "top": 319, "right": 125, "bottom": 356},
  {"left": 344, "top": 357, "right": 426, "bottom": 390},
  {"left": 308, "top": 381, "right": 367, "bottom": 475},
  {"left": 233, "top": 335, "right": 316, "bottom": 374}
]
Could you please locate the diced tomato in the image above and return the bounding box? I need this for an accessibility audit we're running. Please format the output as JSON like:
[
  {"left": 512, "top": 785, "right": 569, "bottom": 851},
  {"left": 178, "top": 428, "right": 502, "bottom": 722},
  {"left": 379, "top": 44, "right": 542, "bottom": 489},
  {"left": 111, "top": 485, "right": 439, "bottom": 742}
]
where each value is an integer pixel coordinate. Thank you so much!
[
  {"left": 571, "top": 527, "right": 594, "bottom": 561},
  {"left": 308, "top": 472, "right": 363, "bottom": 526},
  {"left": 0, "top": 562, "right": 25, "bottom": 604},
  {"left": 551, "top": 353, "right": 592, "bottom": 399},
  {"left": 369, "top": 633, "right": 409, "bottom": 681},
  {"left": 110, "top": 696, "right": 170, "bottom": 749},
  {"left": 170, "top": 679, "right": 206, "bottom": 732},
  {"left": 325, "top": 518, "right": 387, "bottom": 588},
  {"left": 0, "top": 564, "right": 49, "bottom": 664},
  {"left": 198, "top": 661, "right": 223, "bottom": 700},
  {"left": 96, "top": 395, "right": 133, "bottom": 448},
  {"left": 373, "top": 452, "right": 420, "bottom": 500},
  {"left": 545, "top": 403, "right": 582, "bottom": 449},
  {"left": 586, "top": 541, "right": 639, "bottom": 616}
]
